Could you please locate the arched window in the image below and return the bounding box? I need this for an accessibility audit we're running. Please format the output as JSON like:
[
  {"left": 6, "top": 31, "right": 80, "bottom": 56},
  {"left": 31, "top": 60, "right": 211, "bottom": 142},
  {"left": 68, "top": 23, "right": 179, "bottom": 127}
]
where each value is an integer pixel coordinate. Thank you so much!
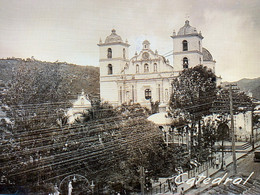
[
  {"left": 123, "top": 48, "right": 126, "bottom": 59},
  {"left": 183, "top": 57, "right": 188, "bottom": 69},
  {"left": 108, "top": 64, "right": 113, "bottom": 75},
  {"left": 198, "top": 41, "right": 201, "bottom": 52},
  {"left": 144, "top": 63, "right": 149, "bottom": 72},
  {"left": 136, "top": 65, "right": 139, "bottom": 73},
  {"left": 182, "top": 40, "right": 188, "bottom": 51},
  {"left": 145, "top": 89, "right": 152, "bottom": 100},
  {"left": 154, "top": 63, "right": 157, "bottom": 72},
  {"left": 107, "top": 48, "right": 112, "bottom": 58}
]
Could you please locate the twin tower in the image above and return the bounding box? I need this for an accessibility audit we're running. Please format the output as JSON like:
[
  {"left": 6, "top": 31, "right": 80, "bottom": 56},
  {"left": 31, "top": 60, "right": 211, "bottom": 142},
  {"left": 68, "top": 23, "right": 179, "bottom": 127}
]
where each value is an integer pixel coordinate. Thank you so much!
[{"left": 98, "top": 21, "right": 216, "bottom": 107}]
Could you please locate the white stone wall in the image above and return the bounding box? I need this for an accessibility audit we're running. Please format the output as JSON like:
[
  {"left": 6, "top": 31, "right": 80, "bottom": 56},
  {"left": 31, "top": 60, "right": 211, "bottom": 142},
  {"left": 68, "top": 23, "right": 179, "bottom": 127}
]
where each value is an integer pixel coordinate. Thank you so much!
[
  {"left": 173, "top": 36, "right": 202, "bottom": 52},
  {"left": 117, "top": 76, "right": 172, "bottom": 106},
  {"left": 126, "top": 49, "right": 173, "bottom": 75},
  {"left": 173, "top": 52, "right": 203, "bottom": 71},
  {"left": 99, "top": 39, "right": 175, "bottom": 107},
  {"left": 172, "top": 35, "right": 203, "bottom": 71},
  {"left": 234, "top": 111, "right": 252, "bottom": 141},
  {"left": 100, "top": 78, "right": 119, "bottom": 106},
  {"left": 99, "top": 44, "right": 129, "bottom": 60},
  {"left": 100, "top": 59, "right": 129, "bottom": 76},
  {"left": 99, "top": 43, "right": 129, "bottom": 76}
]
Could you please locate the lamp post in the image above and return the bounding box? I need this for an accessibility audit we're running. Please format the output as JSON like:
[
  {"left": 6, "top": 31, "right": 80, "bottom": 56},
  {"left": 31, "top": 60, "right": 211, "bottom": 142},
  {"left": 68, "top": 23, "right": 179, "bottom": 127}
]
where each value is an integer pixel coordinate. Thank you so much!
[
  {"left": 59, "top": 174, "right": 90, "bottom": 194},
  {"left": 90, "top": 180, "right": 95, "bottom": 195},
  {"left": 68, "top": 181, "right": 73, "bottom": 195},
  {"left": 139, "top": 166, "right": 145, "bottom": 195}
]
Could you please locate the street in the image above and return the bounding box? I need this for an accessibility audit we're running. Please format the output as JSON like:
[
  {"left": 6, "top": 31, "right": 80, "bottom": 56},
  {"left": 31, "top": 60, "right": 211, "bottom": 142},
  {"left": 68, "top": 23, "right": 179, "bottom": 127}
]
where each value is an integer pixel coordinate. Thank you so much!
[
  {"left": 236, "top": 151, "right": 260, "bottom": 180},
  {"left": 186, "top": 148, "right": 260, "bottom": 195}
]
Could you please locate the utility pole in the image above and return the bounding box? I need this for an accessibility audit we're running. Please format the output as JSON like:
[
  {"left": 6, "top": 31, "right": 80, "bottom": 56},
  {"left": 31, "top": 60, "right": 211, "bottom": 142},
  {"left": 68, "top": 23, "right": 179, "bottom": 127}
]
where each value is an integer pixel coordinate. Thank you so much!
[
  {"left": 139, "top": 166, "right": 145, "bottom": 195},
  {"left": 229, "top": 84, "right": 237, "bottom": 175},
  {"left": 251, "top": 107, "right": 255, "bottom": 150}
]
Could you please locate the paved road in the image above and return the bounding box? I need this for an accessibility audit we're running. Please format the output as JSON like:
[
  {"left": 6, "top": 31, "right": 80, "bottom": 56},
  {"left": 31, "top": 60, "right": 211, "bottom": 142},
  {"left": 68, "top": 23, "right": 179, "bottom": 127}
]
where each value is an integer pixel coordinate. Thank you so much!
[
  {"left": 186, "top": 149, "right": 260, "bottom": 195},
  {"left": 236, "top": 151, "right": 260, "bottom": 180}
]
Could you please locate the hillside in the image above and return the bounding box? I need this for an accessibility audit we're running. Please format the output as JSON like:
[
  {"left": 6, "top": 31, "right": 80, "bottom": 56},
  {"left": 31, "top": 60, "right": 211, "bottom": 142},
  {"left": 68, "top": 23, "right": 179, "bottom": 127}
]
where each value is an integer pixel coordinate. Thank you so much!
[
  {"left": 236, "top": 77, "right": 260, "bottom": 100},
  {"left": 223, "top": 77, "right": 260, "bottom": 100},
  {"left": 0, "top": 57, "right": 100, "bottom": 101}
]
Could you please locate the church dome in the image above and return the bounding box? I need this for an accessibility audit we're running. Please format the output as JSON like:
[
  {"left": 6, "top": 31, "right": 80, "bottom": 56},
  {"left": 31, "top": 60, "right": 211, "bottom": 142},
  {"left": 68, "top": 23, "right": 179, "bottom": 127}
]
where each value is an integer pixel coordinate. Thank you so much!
[
  {"left": 142, "top": 40, "right": 150, "bottom": 49},
  {"left": 147, "top": 112, "right": 172, "bottom": 125},
  {"left": 142, "top": 40, "right": 150, "bottom": 45},
  {"left": 177, "top": 20, "right": 198, "bottom": 35},
  {"left": 105, "top": 29, "right": 123, "bottom": 44},
  {"left": 202, "top": 47, "right": 213, "bottom": 61}
]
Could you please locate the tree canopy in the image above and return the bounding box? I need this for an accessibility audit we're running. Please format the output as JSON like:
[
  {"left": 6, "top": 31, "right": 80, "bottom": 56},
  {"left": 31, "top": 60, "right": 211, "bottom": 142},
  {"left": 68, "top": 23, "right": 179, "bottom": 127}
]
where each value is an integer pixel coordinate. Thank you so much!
[{"left": 169, "top": 65, "right": 217, "bottom": 119}]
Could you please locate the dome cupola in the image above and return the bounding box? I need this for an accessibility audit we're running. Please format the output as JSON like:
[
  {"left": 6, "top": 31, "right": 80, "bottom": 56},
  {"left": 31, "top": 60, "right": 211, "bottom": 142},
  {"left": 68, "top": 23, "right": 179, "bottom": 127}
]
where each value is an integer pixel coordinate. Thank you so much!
[
  {"left": 177, "top": 20, "right": 198, "bottom": 36},
  {"left": 105, "top": 29, "right": 123, "bottom": 44},
  {"left": 202, "top": 47, "right": 213, "bottom": 61}
]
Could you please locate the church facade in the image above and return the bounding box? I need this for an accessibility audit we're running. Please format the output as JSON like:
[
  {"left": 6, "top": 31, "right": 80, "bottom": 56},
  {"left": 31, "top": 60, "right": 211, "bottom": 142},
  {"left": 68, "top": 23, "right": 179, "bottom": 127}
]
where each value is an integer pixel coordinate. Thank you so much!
[{"left": 98, "top": 21, "right": 216, "bottom": 107}]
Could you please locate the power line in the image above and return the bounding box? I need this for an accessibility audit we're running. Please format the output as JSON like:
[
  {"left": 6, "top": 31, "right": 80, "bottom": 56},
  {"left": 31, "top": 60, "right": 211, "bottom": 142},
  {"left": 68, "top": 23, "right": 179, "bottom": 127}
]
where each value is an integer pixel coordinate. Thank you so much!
[
  {"left": 162, "top": 50, "right": 173, "bottom": 57},
  {"left": 5, "top": 124, "right": 160, "bottom": 179},
  {"left": 1, "top": 112, "right": 160, "bottom": 177}
]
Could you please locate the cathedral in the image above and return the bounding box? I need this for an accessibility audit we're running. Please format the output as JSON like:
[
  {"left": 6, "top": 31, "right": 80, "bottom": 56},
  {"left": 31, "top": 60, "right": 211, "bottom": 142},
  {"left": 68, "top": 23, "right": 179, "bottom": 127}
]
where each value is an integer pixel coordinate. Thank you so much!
[{"left": 98, "top": 20, "right": 216, "bottom": 107}]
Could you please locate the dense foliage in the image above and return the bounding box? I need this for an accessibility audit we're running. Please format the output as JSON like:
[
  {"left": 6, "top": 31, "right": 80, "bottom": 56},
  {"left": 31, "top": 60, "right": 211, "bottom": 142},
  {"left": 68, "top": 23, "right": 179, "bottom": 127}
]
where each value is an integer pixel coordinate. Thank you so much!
[
  {"left": 1, "top": 57, "right": 99, "bottom": 131},
  {"left": 169, "top": 65, "right": 217, "bottom": 119},
  {"left": 0, "top": 57, "right": 99, "bottom": 104},
  {"left": 1, "top": 100, "right": 190, "bottom": 194},
  {"left": 169, "top": 65, "right": 254, "bottom": 162},
  {"left": 169, "top": 65, "right": 217, "bottom": 159}
]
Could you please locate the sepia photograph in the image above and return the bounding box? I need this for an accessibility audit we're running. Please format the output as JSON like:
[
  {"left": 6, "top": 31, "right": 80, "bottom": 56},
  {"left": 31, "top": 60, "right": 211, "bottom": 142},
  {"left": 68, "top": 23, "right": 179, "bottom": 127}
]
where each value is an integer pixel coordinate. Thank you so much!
[{"left": 0, "top": 0, "right": 260, "bottom": 194}]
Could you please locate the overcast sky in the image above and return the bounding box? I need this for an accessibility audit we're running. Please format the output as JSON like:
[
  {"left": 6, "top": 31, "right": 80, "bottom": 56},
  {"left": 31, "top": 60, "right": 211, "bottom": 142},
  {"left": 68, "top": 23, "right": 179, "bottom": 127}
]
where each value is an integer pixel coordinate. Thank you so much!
[{"left": 0, "top": 0, "right": 259, "bottom": 81}]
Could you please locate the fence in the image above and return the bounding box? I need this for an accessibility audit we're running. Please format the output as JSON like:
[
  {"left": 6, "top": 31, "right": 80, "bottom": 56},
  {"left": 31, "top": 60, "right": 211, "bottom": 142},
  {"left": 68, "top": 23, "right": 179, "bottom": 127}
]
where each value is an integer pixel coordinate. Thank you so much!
[{"left": 150, "top": 159, "right": 214, "bottom": 194}]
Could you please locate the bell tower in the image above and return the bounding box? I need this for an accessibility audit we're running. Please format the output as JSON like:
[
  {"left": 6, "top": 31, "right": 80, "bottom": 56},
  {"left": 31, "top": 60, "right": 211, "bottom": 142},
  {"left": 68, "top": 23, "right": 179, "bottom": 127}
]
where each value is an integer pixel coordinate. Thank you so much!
[
  {"left": 98, "top": 29, "right": 130, "bottom": 76},
  {"left": 98, "top": 29, "right": 130, "bottom": 105},
  {"left": 171, "top": 20, "right": 203, "bottom": 72}
]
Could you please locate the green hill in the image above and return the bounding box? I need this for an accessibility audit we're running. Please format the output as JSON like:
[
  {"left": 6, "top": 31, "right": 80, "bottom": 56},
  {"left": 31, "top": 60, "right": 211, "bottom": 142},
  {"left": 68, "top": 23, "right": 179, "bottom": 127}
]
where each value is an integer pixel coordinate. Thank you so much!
[
  {"left": 235, "top": 77, "right": 260, "bottom": 100},
  {"left": 0, "top": 57, "right": 100, "bottom": 102},
  {"left": 223, "top": 77, "right": 260, "bottom": 100}
]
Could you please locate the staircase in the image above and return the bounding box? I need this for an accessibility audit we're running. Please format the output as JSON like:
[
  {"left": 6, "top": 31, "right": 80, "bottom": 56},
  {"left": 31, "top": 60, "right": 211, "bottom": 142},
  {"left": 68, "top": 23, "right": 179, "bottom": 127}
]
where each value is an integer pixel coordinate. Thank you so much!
[{"left": 214, "top": 142, "right": 252, "bottom": 151}]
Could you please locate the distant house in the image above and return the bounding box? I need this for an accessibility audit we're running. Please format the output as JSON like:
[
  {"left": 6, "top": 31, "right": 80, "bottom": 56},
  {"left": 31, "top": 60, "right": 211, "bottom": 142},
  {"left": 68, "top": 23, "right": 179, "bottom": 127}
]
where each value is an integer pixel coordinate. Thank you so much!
[
  {"left": 66, "top": 90, "right": 92, "bottom": 124},
  {"left": 234, "top": 111, "right": 252, "bottom": 142},
  {"left": 254, "top": 103, "right": 260, "bottom": 116},
  {"left": 148, "top": 108, "right": 254, "bottom": 146},
  {"left": 204, "top": 111, "right": 253, "bottom": 142}
]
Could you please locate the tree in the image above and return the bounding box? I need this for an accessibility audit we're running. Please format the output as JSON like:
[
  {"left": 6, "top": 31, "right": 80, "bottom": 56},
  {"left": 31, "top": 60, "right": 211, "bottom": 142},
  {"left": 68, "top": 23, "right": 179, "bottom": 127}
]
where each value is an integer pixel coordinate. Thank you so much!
[
  {"left": 169, "top": 65, "right": 217, "bottom": 118},
  {"left": 0, "top": 60, "right": 72, "bottom": 191},
  {"left": 4, "top": 60, "right": 71, "bottom": 105},
  {"left": 169, "top": 65, "right": 217, "bottom": 159},
  {"left": 2, "top": 60, "right": 72, "bottom": 131},
  {"left": 78, "top": 103, "right": 191, "bottom": 193}
]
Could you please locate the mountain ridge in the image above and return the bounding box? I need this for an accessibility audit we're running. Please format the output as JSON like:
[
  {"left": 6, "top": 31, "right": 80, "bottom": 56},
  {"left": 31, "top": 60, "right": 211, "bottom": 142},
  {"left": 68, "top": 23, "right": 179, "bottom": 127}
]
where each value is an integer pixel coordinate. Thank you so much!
[{"left": 223, "top": 77, "right": 260, "bottom": 100}]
